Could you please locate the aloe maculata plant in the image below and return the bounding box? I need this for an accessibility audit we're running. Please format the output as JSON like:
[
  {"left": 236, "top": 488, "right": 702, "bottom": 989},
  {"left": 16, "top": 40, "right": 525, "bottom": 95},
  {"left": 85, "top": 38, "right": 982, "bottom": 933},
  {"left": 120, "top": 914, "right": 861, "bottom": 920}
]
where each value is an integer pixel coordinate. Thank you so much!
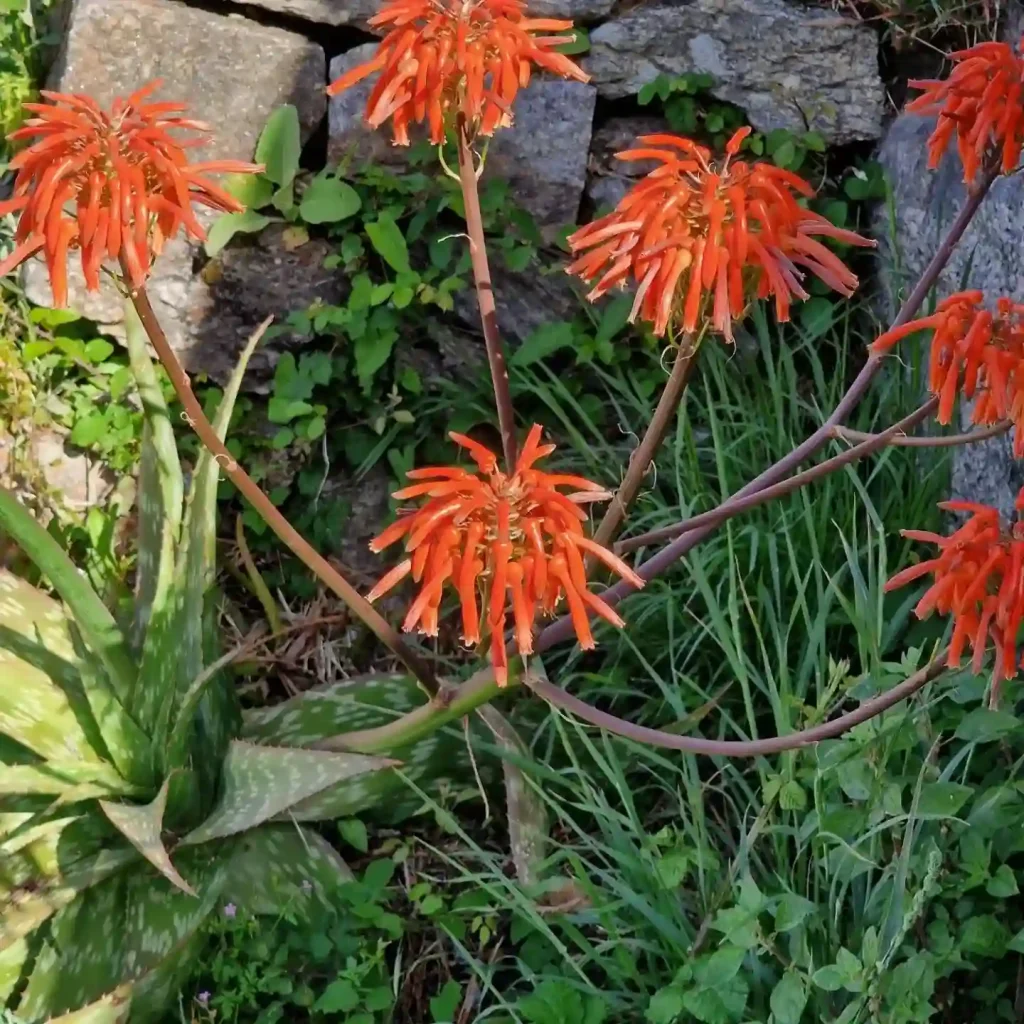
[{"left": 0, "top": 304, "right": 477, "bottom": 1024}]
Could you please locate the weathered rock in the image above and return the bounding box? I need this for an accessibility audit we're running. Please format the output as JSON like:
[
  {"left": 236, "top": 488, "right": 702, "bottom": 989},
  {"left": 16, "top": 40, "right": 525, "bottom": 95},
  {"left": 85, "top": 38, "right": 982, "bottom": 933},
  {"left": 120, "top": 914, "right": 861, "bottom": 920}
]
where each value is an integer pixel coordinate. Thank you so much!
[
  {"left": 585, "top": 114, "right": 665, "bottom": 213},
  {"left": 328, "top": 49, "right": 596, "bottom": 226},
  {"left": 233, "top": 0, "right": 615, "bottom": 26},
  {"left": 584, "top": 0, "right": 884, "bottom": 144},
  {"left": 186, "top": 224, "right": 348, "bottom": 389},
  {"left": 22, "top": 0, "right": 326, "bottom": 381},
  {"left": 876, "top": 112, "right": 1024, "bottom": 518},
  {"left": 486, "top": 80, "right": 596, "bottom": 227},
  {"left": 454, "top": 261, "right": 582, "bottom": 345},
  {"left": 226, "top": 0, "right": 380, "bottom": 27},
  {"left": 0, "top": 428, "right": 114, "bottom": 513}
]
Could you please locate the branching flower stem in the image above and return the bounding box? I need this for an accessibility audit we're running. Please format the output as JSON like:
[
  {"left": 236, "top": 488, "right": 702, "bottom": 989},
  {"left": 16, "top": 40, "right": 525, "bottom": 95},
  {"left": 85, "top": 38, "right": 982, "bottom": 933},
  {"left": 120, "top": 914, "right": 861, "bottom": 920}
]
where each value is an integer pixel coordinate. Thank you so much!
[
  {"left": 534, "top": 168, "right": 998, "bottom": 652},
  {"left": 590, "top": 334, "right": 699, "bottom": 554},
  {"left": 123, "top": 262, "right": 440, "bottom": 696},
  {"left": 456, "top": 117, "right": 518, "bottom": 469}
]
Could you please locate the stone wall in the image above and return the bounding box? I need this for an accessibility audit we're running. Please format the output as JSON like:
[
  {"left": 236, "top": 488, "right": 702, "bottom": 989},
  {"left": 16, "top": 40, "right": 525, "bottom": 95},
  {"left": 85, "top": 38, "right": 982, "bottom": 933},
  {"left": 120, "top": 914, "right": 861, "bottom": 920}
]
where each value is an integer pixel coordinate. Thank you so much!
[{"left": 20, "top": 0, "right": 888, "bottom": 386}]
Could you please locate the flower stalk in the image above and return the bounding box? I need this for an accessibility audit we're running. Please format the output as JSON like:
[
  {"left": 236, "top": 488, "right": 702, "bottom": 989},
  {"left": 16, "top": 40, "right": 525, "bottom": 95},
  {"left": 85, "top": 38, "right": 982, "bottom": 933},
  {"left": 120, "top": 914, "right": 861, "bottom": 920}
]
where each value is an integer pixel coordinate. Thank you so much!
[
  {"left": 456, "top": 116, "right": 518, "bottom": 469},
  {"left": 124, "top": 271, "right": 440, "bottom": 695}
]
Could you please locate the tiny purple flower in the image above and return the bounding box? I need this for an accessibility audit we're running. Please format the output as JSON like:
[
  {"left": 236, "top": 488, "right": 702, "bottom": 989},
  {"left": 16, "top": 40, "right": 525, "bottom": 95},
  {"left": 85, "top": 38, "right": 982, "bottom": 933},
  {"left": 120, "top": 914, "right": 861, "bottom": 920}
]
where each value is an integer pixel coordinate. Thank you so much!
[
  {"left": 197, "top": 991, "right": 211, "bottom": 1006},
  {"left": 223, "top": 902, "right": 237, "bottom": 919}
]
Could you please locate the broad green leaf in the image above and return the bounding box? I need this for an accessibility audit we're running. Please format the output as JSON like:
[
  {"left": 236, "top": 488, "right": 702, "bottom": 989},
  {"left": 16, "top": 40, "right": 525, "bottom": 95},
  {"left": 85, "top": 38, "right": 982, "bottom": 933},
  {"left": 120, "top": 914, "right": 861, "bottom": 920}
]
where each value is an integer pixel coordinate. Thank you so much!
[
  {"left": 511, "top": 321, "right": 574, "bottom": 367},
  {"left": 204, "top": 209, "right": 272, "bottom": 256},
  {"left": 299, "top": 174, "right": 362, "bottom": 223},
  {"left": 180, "top": 741, "right": 395, "bottom": 845},
  {"left": 955, "top": 708, "right": 1020, "bottom": 742},
  {"left": 254, "top": 105, "right": 301, "bottom": 188},
  {"left": 222, "top": 823, "right": 353, "bottom": 913},
  {"left": 100, "top": 778, "right": 195, "bottom": 895},
  {"left": 365, "top": 215, "right": 410, "bottom": 273},
  {"left": 123, "top": 303, "right": 183, "bottom": 659},
  {"left": 0, "top": 571, "right": 122, "bottom": 767},
  {"left": 0, "top": 498, "right": 136, "bottom": 701},
  {"left": 917, "top": 782, "right": 972, "bottom": 819},
  {"left": 223, "top": 170, "right": 274, "bottom": 208},
  {"left": 770, "top": 971, "right": 808, "bottom": 1024}
]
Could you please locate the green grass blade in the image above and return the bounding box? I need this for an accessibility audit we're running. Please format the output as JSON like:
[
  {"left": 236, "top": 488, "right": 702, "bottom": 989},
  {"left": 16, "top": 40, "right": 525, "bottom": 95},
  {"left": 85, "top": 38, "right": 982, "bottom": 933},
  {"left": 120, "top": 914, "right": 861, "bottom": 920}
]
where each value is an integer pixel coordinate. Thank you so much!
[{"left": 0, "top": 495, "right": 136, "bottom": 702}]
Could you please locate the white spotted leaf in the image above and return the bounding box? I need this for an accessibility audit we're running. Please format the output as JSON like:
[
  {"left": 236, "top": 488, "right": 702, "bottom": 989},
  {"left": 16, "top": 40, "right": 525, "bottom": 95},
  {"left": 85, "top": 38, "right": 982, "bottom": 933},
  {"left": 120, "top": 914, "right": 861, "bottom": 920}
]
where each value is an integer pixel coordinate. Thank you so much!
[
  {"left": 100, "top": 778, "right": 195, "bottom": 896},
  {"left": 180, "top": 741, "right": 396, "bottom": 846}
]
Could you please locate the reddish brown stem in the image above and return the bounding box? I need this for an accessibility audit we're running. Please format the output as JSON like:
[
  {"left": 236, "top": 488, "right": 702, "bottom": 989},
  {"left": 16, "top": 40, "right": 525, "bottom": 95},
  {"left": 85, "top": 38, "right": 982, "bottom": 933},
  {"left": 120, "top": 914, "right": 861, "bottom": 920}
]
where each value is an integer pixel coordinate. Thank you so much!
[
  {"left": 590, "top": 337, "right": 698, "bottom": 554},
  {"left": 457, "top": 121, "right": 517, "bottom": 470},
  {"left": 831, "top": 419, "right": 1011, "bottom": 448},
  {"left": 535, "top": 169, "right": 997, "bottom": 653},
  {"left": 525, "top": 651, "right": 948, "bottom": 756},
  {"left": 614, "top": 397, "right": 937, "bottom": 555},
  {"left": 124, "top": 269, "right": 439, "bottom": 695}
]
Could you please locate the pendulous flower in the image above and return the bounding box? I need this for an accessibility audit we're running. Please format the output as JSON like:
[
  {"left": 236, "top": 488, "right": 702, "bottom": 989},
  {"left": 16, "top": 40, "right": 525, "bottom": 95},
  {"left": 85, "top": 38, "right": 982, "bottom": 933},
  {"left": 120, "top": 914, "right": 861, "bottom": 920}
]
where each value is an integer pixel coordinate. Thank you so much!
[
  {"left": 0, "top": 81, "right": 260, "bottom": 307},
  {"left": 566, "top": 128, "right": 873, "bottom": 340},
  {"left": 872, "top": 290, "right": 1024, "bottom": 453},
  {"left": 326, "top": 0, "right": 588, "bottom": 146},
  {"left": 907, "top": 35, "right": 1024, "bottom": 183},
  {"left": 886, "top": 494, "right": 1024, "bottom": 684},
  {"left": 367, "top": 424, "right": 644, "bottom": 685}
]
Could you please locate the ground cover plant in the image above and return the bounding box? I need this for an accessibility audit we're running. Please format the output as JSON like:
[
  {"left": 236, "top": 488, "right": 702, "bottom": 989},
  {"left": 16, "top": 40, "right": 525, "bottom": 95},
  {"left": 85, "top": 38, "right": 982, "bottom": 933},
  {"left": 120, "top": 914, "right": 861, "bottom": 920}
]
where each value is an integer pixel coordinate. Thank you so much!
[{"left": 3, "top": 0, "right": 1024, "bottom": 1021}]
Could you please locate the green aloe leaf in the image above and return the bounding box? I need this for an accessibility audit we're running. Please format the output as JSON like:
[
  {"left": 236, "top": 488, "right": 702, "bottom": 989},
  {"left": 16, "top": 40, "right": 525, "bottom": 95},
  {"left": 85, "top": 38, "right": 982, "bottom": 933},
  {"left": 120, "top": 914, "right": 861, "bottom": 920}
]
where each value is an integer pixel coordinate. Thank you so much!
[
  {"left": 0, "top": 494, "right": 136, "bottom": 701},
  {"left": 123, "top": 303, "right": 183, "bottom": 662},
  {"left": 46, "top": 987, "right": 132, "bottom": 1023},
  {"left": 0, "top": 936, "right": 29, "bottom": 1002},
  {"left": 241, "top": 674, "right": 479, "bottom": 823},
  {"left": 0, "top": 571, "right": 128, "bottom": 770},
  {"left": 0, "top": 763, "right": 130, "bottom": 799},
  {"left": 180, "top": 741, "right": 395, "bottom": 846},
  {"left": 477, "top": 705, "right": 549, "bottom": 888},
  {"left": 223, "top": 822, "right": 353, "bottom": 913},
  {"left": 100, "top": 778, "right": 195, "bottom": 896}
]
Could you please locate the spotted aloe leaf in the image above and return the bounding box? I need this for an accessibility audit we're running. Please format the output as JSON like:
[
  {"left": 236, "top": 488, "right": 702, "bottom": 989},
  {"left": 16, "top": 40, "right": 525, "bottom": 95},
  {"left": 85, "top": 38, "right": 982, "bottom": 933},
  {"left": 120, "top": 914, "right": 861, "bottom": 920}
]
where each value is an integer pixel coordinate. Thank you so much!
[
  {"left": 123, "top": 302, "right": 183, "bottom": 660},
  {"left": 0, "top": 765, "right": 129, "bottom": 800},
  {"left": 0, "top": 937, "right": 28, "bottom": 1002},
  {"left": 241, "top": 674, "right": 480, "bottom": 823},
  {"left": 222, "top": 822, "right": 353, "bottom": 914},
  {"left": 0, "top": 571, "right": 150, "bottom": 791},
  {"left": 99, "top": 778, "right": 195, "bottom": 896},
  {"left": 0, "top": 493, "right": 135, "bottom": 703},
  {"left": 15, "top": 848, "right": 226, "bottom": 1021},
  {"left": 180, "top": 741, "right": 396, "bottom": 846},
  {"left": 46, "top": 987, "right": 132, "bottom": 1023}
]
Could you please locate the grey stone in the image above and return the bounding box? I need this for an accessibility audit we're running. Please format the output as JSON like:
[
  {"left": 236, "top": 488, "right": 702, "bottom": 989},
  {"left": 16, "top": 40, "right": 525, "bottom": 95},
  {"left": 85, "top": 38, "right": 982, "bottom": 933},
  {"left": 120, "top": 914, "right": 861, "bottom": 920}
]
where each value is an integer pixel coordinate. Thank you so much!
[
  {"left": 528, "top": 0, "right": 616, "bottom": 19},
  {"left": 328, "top": 48, "right": 596, "bottom": 226},
  {"left": 22, "top": 0, "right": 326, "bottom": 380},
  {"left": 585, "top": 114, "right": 666, "bottom": 212},
  {"left": 486, "top": 80, "right": 596, "bottom": 227},
  {"left": 185, "top": 224, "right": 348, "bottom": 389},
  {"left": 876, "top": 112, "right": 1024, "bottom": 519},
  {"left": 584, "top": 0, "right": 885, "bottom": 144},
  {"left": 225, "top": 0, "right": 380, "bottom": 27},
  {"left": 454, "top": 261, "right": 582, "bottom": 345},
  {"left": 0, "top": 428, "right": 114, "bottom": 513}
]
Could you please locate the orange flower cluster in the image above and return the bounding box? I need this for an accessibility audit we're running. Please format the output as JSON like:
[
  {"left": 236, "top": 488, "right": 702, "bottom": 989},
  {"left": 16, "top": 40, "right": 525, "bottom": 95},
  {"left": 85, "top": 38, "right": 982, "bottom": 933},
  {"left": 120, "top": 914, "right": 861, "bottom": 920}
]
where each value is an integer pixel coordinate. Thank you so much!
[
  {"left": 565, "top": 128, "right": 873, "bottom": 340},
  {"left": 326, "top": 0, "right": 588, "bottom": 146},
  {"left": 0, "top": 82, "right": 259, "bottom": 307},
  {"left": 872, "top": 290, "right": 1024, "bottom": 453},
  {"left": 367, "top": 425, "right": 644, "bottom": 685},
  {"left": 907, "top": 36, "right": 1024, "bottom": 183},
  {"left": 887, "top": 497, "right": 1024, "bottom": 681}
]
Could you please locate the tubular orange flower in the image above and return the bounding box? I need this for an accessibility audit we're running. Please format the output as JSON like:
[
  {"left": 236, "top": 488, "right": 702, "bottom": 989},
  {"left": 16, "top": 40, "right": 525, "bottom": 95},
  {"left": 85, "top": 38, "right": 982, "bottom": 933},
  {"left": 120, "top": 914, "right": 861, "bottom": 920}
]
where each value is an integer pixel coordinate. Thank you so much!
[
  {"left": 0, "top": 81, "right": 261, "bottom": 307},
  {"left": 366, "top": 424, "right": 644, "bottom": 686},
  {"left": 565, "top": 128, "right": 873, "bottom": 340},
  {"left": 872, "top": 290, "right": 1024, "bottom": 453},
  {"left": 907, "top": 36, "right": 1024, "bottom": 184},
  {"left": 886, "top": 494, "right": 1024, "bottom": 684},
  {"left": 326, "top": 0, "right": 588, "bottom": 146}
]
